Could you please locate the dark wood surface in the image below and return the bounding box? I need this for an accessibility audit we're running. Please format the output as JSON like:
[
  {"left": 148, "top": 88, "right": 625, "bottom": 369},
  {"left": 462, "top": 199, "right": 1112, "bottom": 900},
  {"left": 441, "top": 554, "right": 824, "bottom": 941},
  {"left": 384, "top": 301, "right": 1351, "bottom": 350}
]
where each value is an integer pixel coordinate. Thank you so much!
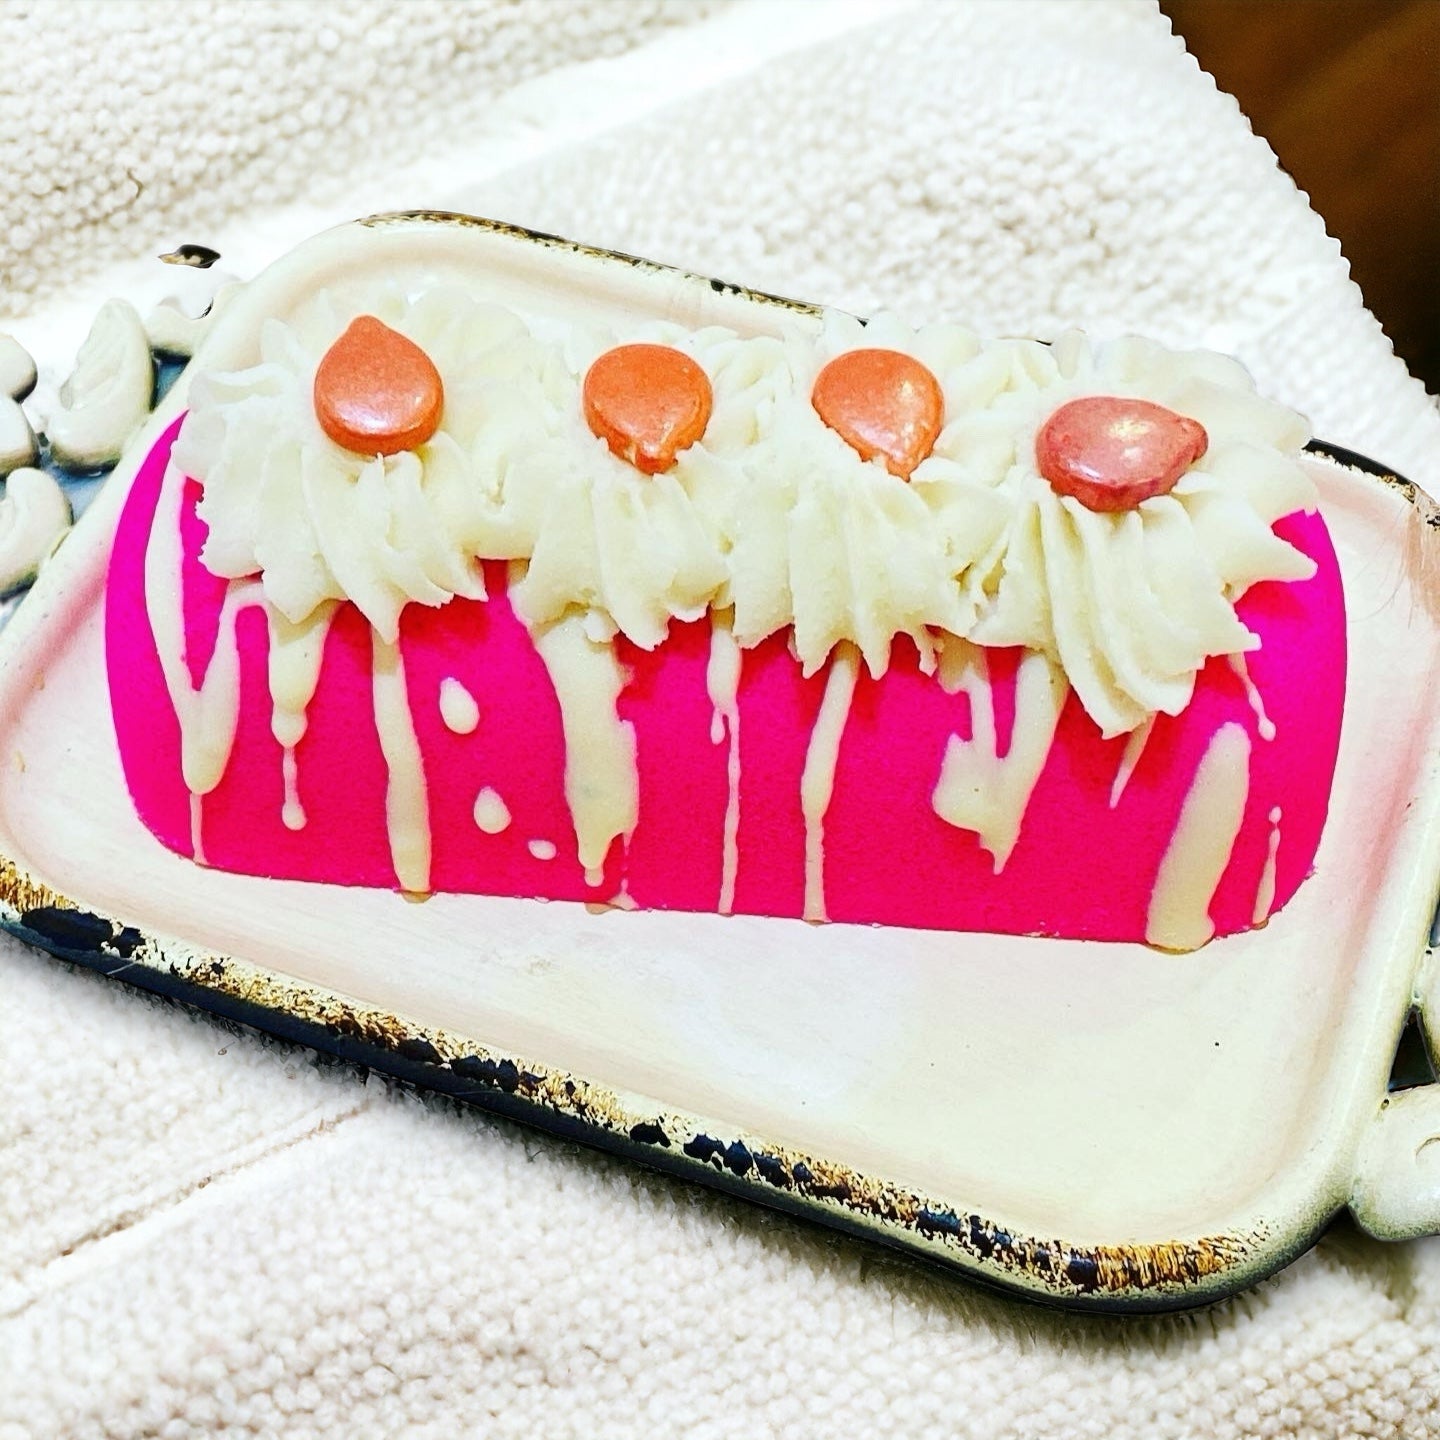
[{"left": 1160, "top": 0, "right": 1439, "bottom": 393}]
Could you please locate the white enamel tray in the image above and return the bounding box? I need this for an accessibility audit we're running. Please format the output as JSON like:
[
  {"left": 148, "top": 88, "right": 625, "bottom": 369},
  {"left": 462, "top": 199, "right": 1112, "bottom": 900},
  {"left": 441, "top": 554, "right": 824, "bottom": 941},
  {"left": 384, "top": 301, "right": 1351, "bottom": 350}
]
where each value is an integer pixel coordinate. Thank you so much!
[{"left": 3, "top": 214, "right": 1439, "bottom": 1312}]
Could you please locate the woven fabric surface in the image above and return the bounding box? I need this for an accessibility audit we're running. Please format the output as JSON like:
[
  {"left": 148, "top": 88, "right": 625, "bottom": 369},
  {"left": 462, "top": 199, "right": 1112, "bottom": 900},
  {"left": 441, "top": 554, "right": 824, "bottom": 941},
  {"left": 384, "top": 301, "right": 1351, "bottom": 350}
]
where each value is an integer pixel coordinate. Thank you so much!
[
  {"left": 2, "top": 3, "right": 1439, "bottom": 1438},
  {"left": 0, "top": 0, "right": 718, "bottom": 317}
]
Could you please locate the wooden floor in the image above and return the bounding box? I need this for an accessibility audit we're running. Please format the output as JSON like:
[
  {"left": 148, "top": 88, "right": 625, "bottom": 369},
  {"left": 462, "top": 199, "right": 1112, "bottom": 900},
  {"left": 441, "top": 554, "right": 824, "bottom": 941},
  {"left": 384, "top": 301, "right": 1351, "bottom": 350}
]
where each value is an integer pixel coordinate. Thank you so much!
[{"left": 1160, "top": 0, "right": 1439, "bottom": 393}]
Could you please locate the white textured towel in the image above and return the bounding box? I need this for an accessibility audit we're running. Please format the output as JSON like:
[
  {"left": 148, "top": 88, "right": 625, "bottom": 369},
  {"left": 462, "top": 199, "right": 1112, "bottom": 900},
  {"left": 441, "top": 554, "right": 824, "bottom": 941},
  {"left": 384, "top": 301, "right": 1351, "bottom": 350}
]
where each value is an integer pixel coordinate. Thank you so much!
[{"left": 3, "top": 3, "right": 1439, "bottom": 1437}]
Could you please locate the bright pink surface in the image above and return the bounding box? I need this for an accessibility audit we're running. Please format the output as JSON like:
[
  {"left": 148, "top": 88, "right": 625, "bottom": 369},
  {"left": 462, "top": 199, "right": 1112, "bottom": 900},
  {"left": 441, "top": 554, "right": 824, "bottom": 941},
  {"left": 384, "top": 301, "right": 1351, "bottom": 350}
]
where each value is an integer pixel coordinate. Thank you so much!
[{"left": 107, "top": 418, "right": 1346, "bottom": 942}]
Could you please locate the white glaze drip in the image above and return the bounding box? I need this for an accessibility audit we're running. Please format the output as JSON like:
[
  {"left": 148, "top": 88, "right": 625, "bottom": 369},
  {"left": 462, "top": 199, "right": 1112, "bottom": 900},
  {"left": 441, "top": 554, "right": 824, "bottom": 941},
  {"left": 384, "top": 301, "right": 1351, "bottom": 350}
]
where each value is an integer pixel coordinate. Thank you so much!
[
  {"left": 706, "top": 610, "right": 743, "bottom": 915},
  {"left": 282, "top": 748, "right": 304, "bottom": 831},
  {"left": 189, "top": 791, "right": 206, "bottom": 866},
  {"left": 529, "top": 609, "right": 638, "bottom": 878},
  {"left": 1109, "top": 715, "right": 1156, "bottom": 809},
  {"left": 1146, "top": 721, "right": 1252, "bottom": 951},
  {"left": 933, "top": 640, "right": 1067, "bottom": 872},
  {"left": 143, "top": 460, "right": 259, "bottom": 850},
  {"left": 1227, "top": 653, "right": 1276, "bottom": 741},
  {"left": 473, "top": 786, "right": 511, "bottom": 835},
  {"left": 370, "top": 630, "right": 431, "bottom": 894},
  {"left": 267, "top": 602, "right": 334, "bottom": 834},
  {"left": 801, "top": 643, "right": 860, "bottom": 922},
  {"left": 529, "top": 839, "right": 557, "bottom": 861},
  {"left": 439, "top": 677, "right": 480, "bottom": 735},
  {"left": 1253, "top": 805, "right": 1283, "bottom": 925}
]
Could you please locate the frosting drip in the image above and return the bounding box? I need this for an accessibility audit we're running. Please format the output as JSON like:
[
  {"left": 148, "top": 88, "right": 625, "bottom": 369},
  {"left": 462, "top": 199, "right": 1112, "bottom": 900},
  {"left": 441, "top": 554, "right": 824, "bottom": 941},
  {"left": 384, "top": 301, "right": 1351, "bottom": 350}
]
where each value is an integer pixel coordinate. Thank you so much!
[
  {"left": 438, "top": 676, "right": 479, "bottom": 735},
  {"left": 143, "top": 460, "right": 251, "bottom": 833},
  {"left": 932, "top": 639, "right": 1068, "bottom": 871},
  {"left": 1145, "top": 721, "right": 1252, "bottom": 951},
  {"left": 1109, "top": 714, "right": 1155, "bottom": 809},
  {"left": 529, "top": 609, "right": 638, "bottom": 881},
  {"left": 1254, "top": 806, "right": 1283, "bottom": 926},
  {"left": 267, "top": 602, "right": 335, "bottom": 831},
  {"left": 705, "top": 610, "right": 742, "bottom": 916},
  {"left": 473, "top": 786, "right": 512, "bottom": 835},
  {"left": 801, "top": 643, "right": 860, "bottom": 922},
  {"left": 1228, "top": 653, "right": 1275, "bottom": 742},
  {"left": 371, "top": 629, "right": 431, "bottom": 894}
]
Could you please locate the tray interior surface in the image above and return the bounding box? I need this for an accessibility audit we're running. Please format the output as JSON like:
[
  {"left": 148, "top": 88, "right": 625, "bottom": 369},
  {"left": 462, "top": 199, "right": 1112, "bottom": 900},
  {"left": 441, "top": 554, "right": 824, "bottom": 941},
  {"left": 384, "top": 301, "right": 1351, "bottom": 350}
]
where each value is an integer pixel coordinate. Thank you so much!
[{"left": 2, "top": 221, "right": 1438, "bottom": 1259}]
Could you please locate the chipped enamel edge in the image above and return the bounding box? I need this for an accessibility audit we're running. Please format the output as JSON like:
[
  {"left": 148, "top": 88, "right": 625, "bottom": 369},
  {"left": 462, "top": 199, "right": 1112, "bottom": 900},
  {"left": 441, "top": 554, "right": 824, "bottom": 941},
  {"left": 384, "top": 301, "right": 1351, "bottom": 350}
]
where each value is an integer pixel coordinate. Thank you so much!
[{"left": 0, "top": 212, "right": 1436, "bottom": 1311}]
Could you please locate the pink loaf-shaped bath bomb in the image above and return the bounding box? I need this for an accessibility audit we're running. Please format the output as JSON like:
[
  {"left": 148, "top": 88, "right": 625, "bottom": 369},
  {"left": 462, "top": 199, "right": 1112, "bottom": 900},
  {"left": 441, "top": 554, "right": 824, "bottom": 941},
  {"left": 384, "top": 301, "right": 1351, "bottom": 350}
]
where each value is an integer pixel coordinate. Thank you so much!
[{"left": 107, "top": 417, "right": 1346, "bottom": 945}]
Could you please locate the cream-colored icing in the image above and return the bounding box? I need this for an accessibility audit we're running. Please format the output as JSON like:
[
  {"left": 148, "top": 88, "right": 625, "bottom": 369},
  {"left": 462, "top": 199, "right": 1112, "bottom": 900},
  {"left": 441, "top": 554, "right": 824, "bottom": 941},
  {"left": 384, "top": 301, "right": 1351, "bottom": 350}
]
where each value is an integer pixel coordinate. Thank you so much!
[
  {"left": 529, "top": 608, "right": 638, "bottom": 882},
  {"left": 143, "top": 461, "right": 256, "bottom": 824},
  {"left": 171, "top": 286, "right": 546, "bottom": 641},
  {"left": 439, "top": 676, "right": 480, "bottom": 735},
  {"left": 705, "top": 609, "right": 742, "bottom": 915},
  {"left": 506, "top": 417, "right": 731, "bottom": 653},
  {"left": 942, "top": 331, "right": 1317, "bottom": 736},
  {"left": 370, "top": 630, "right": 431, "bottom": 894},
  {"left": 281, "top": 749, "right": 303, "bottom": 832},
  {"left": 143, "top": 469, "right": 344, "bottom": 845},
  {"left": 800, "top": 643, "right": 860, "bottom": 922},
  {"left": 1109, "top": 715, "right": 1156, "bottom": 809},
  {"left": 714, "top": 311, "right": 1011, "bottom": 678},
  {"left": 1145, "top": 721, "right": 1252, "bottom": 951},
  {"left": 176, "top": 298, "right": 1316, "bottom": 738},
  {"left": 528, "top": 839, "right": 557, "bottom": 861},
  {"left": 933, "top": 639, "right": 1067, "bottom": 871},
  {"left": 473, "top": 786, "right": 511, "bottom": 835},
  {"left": 266, "top": 602, "right": 334, "bottom": 832},
  {"left": 1253, "top": 805, "right": 1283, "bottom": 925},
  {"left": 189, "top": 791, "right": 205, "bottom": 867},
  {"left": 1227, "top": 653, "right": 1275, "bottom": 742}
]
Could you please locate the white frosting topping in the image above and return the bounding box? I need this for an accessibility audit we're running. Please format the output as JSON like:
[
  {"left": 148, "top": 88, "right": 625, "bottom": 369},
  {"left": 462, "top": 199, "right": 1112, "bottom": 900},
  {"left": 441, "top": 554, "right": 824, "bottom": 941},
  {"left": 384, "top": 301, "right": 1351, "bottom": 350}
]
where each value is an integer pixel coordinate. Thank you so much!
[
  {"left": 710, "top": 312, "right": 1013, "bottom": 677},
  {"left": 501, "top": 319, "right": 751, "bottom": 648},
  {"left": 173, "top": 286, "right": 564, "bottom": 643},
  {"left": 175, "top": 293, "right": 1318, "bottom": 736},
  {"left": 934, "top": 331, "right": 1317, "bottom": 736},
  {"left": 800, "top": 642, "right": 861, "bottom": 921}
]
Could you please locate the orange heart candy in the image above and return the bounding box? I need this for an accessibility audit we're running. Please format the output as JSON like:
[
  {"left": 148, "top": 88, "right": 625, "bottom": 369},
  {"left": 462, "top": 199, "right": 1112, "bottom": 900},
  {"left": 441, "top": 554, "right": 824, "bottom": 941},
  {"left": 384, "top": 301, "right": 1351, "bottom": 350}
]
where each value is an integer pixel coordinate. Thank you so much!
[
  {"left": 811, "top": 348, "right": 944, "bottom": 479},
  {"left": 1036, "top": 396, "right": 1208, "bottom": 513},
  {"left": 582, "top": 343, "right": 714, "bottom": 475},
  {"left": 313, "top": 315, "right": 444, "bottom": 457}
]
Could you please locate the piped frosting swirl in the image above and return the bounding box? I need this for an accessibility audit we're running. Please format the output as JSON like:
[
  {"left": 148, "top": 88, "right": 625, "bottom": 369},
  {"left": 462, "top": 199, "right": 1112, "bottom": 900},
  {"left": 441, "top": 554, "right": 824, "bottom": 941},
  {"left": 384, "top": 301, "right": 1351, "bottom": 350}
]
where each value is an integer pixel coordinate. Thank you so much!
[
  {"left": 173, "top": 294, "right": 1317, "bottom": 734},
  {"left": 173, "top": 286, "right": 561, "bottom": 642},
  {"left": 933, "top": 331, "right": 1317, "bottom": 734}
]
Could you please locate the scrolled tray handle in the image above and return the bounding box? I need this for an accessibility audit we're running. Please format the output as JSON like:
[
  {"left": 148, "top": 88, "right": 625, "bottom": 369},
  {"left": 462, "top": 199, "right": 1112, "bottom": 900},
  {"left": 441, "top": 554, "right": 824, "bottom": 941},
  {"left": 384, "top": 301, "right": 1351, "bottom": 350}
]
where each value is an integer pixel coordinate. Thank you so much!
[{"left": 1352, "top": 947, "right": 1440, "bottom": 1239}]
